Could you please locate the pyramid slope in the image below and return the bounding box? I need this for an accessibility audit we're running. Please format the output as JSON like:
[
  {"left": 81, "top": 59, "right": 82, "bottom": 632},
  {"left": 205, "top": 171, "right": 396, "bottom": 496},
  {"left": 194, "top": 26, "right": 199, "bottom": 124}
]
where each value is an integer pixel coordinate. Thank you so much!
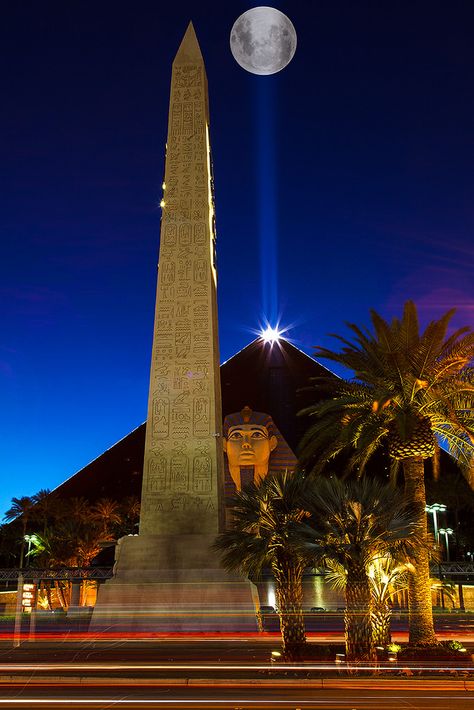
[{"left": 50, "top": 338, "right": 327, "bottom": 502}]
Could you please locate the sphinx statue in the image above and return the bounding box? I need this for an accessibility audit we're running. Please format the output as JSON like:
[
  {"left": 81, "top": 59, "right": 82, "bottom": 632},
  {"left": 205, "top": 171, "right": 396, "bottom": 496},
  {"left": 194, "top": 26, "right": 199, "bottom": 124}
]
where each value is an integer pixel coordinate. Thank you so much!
[{"left": 223, "top": 405, "right": 297, "bottom": 493}]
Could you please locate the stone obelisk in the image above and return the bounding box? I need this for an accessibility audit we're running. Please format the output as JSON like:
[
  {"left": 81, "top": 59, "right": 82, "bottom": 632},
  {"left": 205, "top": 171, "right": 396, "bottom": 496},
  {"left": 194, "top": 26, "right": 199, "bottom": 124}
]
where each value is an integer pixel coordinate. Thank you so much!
[
  {"left": 92, "top": 24, "right": 257, "bottom": 631},
  {"left": 140, "top": 22, "right": 224, "bottom": 539}
]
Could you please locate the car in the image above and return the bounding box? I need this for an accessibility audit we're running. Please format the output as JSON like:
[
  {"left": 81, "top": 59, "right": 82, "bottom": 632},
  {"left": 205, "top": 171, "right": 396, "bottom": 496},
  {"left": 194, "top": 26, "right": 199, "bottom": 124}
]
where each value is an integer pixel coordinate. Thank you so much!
[
  {"left": 310, "top": 606, "right": 325, "bottom": 612},
  {"left": 258, "top": 605, "right": 276, "bottom": 614}
]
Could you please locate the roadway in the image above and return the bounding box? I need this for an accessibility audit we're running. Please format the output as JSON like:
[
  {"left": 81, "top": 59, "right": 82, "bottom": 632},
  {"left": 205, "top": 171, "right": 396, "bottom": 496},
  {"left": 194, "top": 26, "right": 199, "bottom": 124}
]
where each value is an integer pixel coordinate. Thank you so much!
[
  {"left": 0, "top": 615, "right": 473, "bottom": 709},
  {"left": 0, "top": 683, "right": 473, "bottom": 709}
]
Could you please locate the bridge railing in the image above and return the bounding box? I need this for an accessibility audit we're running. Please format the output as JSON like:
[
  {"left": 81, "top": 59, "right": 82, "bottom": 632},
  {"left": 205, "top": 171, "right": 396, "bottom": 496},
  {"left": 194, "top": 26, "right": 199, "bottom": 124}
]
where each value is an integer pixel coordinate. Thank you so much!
[
  {"left": 432, "top": 562, "right": 474, "bottom": 580},
  {"left": 0, "top": 567, "right": 113, "bottom": 581}
]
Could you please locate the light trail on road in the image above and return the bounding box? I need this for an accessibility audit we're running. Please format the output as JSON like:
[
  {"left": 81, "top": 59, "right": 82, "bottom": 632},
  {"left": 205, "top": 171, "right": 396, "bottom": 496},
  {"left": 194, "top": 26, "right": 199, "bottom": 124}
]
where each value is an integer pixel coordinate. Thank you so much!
[
  {"left": 1, "top": 662, "right": 474, "bottom": 672},
  {"left": 0, "top": 694, "right": 474, "bottom": 709}
]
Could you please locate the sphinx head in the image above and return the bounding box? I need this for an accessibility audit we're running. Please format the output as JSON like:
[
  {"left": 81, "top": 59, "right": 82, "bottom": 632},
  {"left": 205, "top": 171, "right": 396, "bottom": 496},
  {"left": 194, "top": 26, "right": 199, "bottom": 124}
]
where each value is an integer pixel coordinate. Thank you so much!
[{"left": 223, "top": 406, "right": 278, "bottom": 490}]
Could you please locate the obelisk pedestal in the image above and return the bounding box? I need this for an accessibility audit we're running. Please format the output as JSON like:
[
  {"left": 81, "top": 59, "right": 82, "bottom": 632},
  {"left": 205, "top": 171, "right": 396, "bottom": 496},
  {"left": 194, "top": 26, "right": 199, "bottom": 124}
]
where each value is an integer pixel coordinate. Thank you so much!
[{"left": 92, "top": 23, "right": 258, "bottom": 632}]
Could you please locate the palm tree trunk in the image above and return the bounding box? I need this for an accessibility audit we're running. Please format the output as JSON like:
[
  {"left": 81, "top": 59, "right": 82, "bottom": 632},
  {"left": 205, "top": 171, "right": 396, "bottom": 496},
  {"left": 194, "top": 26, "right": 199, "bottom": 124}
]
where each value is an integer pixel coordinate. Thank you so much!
[
  {"left": 44, "top": 581, "right": 53, "bottom": 610},
  {"left": 274, "top": 561, "right": 306, "bottom": 660},
  {"left": 345, "top": 564, "right": 374, "bottom": 661},
  {"left": 371, "top": 604, "right": 392, "bottom": 646},
  {"left": 54, "top": 581, "right": 67, "bottom": 610},
  {"left": 403, "top": 456, "right": 437, "bottom": 645}
]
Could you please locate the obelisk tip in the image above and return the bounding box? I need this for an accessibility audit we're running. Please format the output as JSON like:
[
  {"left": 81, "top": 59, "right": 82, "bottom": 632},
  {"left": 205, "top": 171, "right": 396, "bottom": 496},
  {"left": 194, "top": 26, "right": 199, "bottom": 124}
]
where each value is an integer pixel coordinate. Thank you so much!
[{"left": 173, "top": 21, "right": 204, "bottom": 64}]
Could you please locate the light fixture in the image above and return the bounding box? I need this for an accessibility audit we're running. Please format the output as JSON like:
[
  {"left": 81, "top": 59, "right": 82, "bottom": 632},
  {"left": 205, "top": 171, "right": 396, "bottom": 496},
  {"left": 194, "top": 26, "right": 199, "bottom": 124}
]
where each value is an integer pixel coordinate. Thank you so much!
[
  {"left": 260, "top": 325, "right": 282, "bottom": 344},
  {"left": 425, "top": 503, "right": 446, "bottom": 545},
  {"left": 439, "top": 527, "right": 454, "bottom": 562}
]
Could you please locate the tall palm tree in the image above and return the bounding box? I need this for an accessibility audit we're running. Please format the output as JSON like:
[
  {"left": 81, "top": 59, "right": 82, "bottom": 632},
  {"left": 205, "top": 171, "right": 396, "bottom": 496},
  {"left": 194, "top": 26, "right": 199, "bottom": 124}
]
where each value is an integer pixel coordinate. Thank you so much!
[
  {"left": 31, "top": 489, "right": 58, "bottom": 534},
  {"left": 3, "top": 495, "right": 36, "bottom": 567},
  {"left": 298, "top": 301, "right": 474, "bottom": 645},
  {"left": 299, "top": 477, "right": 425, "bottom": 661},
  {"left": 213, "top": 470, "right": 313, "bottom": 660}
]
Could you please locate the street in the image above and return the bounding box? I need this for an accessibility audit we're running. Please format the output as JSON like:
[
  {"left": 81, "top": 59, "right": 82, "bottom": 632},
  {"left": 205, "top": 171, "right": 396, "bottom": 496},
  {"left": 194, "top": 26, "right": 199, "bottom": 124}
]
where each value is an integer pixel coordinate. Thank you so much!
[{"left": 0, "top": 684, "right": 474, "bottom": 709}]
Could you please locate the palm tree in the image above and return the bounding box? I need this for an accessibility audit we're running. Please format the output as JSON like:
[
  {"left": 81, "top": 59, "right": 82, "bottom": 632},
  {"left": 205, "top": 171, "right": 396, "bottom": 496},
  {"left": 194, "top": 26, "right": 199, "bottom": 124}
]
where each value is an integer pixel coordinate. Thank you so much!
[
  {"left": 213, "top": 470, "right": 313, "bottom": 660},
  {"left": 367, "top": 556, "right": 410, "bottom": 646},
  {"left": 26, "top": 526, "right": 78, "bottom": 610},
  {"left": 28, "top": 513, "right": 109, "bottom": 609},
  {"left": 298, "top": 301, "right": 474, "bottom": 645},
  {"left": 325, "top": 555, "right": 411, "bottom": 647},
  {"left": 299, "top": 477, "right": 425, "bottom": 661},
  {"left": 3, "top": 495, "right": 36, "bottom": 567},
  {"left": 31, "top": 489, "right": 58, "bottom": 534},
  {"left": 91, "top": 498, "right": 123, "bottom": 538},
  {"left": 63, "top": 497, "right": 91, "bottom": 521},
  {"left": 120, "top": 496, "right": 141, "bottom": 535}
]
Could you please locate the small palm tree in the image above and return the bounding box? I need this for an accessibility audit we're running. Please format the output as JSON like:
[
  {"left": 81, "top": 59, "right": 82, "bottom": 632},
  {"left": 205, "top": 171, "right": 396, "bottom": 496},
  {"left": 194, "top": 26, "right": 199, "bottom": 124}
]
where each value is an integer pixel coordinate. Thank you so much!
[
  {"left": 298, "top": 477, "right": 425, "bottom": 661},
  {"left": 368, "top": 556, "right": 410, "bottom": 646},
  {"left": 4, "top": 496, "right": 36, "bottom": 567},
  {"left": 299, "top": 301, "right": 474, "bottom": 645},
  {"left": 325, "top": 555, "right": 411, "bottom": 646},
  {"left": 213, "top": 470, "right": 312, "bottom": 660}
]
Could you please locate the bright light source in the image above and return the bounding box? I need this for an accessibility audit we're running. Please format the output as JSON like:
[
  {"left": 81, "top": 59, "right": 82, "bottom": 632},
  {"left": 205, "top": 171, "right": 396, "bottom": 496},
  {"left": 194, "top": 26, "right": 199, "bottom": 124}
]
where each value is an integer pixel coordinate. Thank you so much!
[
  {"left": 260, "top": 326, "right": 282, "bottom": 343},
  {"left": 160, "top": 199, "right": 166, "bottom": 208}
]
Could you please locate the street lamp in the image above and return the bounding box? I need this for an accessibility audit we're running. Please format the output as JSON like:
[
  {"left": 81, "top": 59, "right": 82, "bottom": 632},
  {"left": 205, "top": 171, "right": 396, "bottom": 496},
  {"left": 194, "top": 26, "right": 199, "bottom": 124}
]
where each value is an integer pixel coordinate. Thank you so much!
[
  {"left": 439, "top": 528, "right": 454, "bottom": 562},
  {"left": 425, "top": 503, "right": 446, "bottom": 545}
]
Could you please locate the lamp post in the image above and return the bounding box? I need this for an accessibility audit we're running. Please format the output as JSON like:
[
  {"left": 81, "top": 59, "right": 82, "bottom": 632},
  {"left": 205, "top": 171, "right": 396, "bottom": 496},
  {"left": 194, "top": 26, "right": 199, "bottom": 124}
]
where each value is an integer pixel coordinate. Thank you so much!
[
  {"left": 13, "top": 534, "right": 39, "bottom": 647},
  {"left": 439, "top": 528, "right": 454, "bottom": 562},
  {"left": 425, "top": 503, "right": 446, "bottom": 545}
]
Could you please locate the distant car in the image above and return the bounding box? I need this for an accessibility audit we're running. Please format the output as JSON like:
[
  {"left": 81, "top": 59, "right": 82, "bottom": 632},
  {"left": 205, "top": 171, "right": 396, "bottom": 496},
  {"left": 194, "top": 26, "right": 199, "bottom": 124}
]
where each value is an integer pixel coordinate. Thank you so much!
[
  {"left": 259, "top": 605, "right": 276, "bottom": 614},
  {"left": 310, "top": 606, "right": 325, "bottom": 612},
  {"left": 336, "top": 607, "right": 345, "bottom": 612}
]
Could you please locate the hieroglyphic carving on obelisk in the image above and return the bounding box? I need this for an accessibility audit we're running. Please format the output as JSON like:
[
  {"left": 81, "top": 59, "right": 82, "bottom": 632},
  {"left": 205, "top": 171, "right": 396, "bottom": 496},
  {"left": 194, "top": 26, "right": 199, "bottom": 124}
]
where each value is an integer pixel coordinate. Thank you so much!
[{"left": 139, "top": 23, "right": 224, "bottom": 536}]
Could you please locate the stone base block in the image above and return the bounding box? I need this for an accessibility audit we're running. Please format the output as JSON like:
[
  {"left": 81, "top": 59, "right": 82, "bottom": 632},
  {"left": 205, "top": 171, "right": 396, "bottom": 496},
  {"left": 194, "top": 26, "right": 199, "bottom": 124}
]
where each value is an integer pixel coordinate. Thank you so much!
[{"left": 90, "top": 534, "right": 259, "bottom": 632}]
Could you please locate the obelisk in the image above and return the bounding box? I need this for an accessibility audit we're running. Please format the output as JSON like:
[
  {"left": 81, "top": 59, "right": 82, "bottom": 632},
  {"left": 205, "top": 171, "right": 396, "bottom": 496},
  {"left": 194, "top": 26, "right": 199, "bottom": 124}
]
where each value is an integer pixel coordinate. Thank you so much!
[
  {"left": 92, "top": 24, "right": 258, "bottom": 631},
  {"left": 140, "top": 22, "right": 224, "bottom": 538}
]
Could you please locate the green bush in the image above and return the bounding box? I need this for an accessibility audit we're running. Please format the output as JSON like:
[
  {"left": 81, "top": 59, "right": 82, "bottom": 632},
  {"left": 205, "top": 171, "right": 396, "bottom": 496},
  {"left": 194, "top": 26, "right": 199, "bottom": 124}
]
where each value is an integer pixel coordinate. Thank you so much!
[
  {"left": 399, "top": 641, "right": 468, "bottom": 661},
  {"left": 387, "top": 643, "right": 401, "bottom": 654}
]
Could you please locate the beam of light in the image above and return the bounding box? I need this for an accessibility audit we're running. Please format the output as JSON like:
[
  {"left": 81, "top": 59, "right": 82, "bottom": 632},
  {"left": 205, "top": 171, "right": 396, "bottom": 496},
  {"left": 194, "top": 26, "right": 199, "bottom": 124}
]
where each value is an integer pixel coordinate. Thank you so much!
[
  {"left": 256, "top": 79, "right": 279, "bottom": 327},
  {"left": 0, "top": 703, "right": 305, "bottom": 708},
  {"left": 1, "top": 662, "right": 472, "bottom": 672},
  {"left": 260, "top": 325, "right": 282, "bottom": 343}
]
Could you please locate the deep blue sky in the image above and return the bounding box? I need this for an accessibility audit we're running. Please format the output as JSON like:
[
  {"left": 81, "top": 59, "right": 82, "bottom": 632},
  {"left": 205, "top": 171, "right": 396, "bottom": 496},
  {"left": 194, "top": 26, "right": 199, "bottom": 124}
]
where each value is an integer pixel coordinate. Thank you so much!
[{"left": 1, "top": 1, "right": 473, "bottom": 516}]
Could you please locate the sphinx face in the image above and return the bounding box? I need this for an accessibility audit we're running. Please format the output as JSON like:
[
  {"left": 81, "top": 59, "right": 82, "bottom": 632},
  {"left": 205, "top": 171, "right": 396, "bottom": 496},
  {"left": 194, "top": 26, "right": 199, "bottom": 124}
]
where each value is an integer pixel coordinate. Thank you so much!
[{"left": 223, "top": 424, "right": 278, "bottom": 490}]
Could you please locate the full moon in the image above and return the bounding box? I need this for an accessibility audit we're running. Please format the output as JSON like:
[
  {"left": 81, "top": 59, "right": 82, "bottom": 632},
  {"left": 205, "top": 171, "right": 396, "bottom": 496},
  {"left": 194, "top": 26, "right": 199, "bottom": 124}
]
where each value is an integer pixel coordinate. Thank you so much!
[{"left": 230, "top": 7, "right": 297, "bottom": 76}]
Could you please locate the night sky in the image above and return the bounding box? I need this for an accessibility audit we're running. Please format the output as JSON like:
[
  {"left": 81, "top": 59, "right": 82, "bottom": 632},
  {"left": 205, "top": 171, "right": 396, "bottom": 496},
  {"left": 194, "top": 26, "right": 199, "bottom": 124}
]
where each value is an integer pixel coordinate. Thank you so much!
[{"left": 1, "top": 1, "right": 473, "bottom": 516}]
